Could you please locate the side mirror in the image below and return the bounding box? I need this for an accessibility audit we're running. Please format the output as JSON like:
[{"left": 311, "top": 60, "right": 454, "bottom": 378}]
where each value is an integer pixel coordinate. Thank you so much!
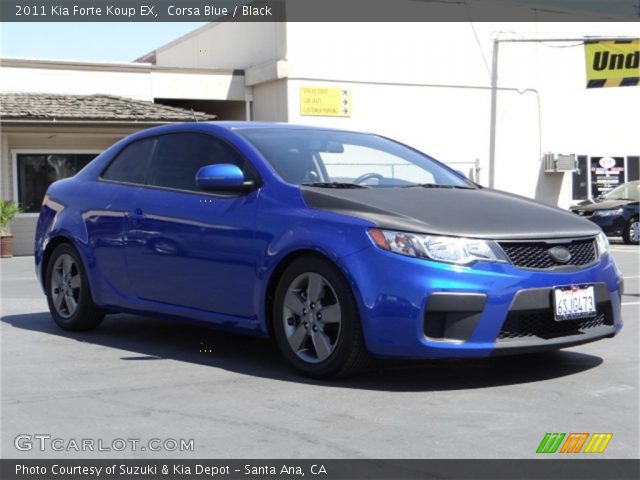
[{"left": 196, "top": 164, "right": 254, "bottom": 191}]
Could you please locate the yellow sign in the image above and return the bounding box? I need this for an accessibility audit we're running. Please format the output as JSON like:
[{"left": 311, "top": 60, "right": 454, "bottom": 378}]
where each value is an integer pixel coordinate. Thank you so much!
[
  {"left": 585, "top": 39, "right": 639, "bottom": 88},
  {"left": 300, "top": 87, "right": 351, "bottom": 117}
]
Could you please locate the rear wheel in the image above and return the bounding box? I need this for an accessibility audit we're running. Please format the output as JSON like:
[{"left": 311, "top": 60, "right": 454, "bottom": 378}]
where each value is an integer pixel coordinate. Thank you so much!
[
  {"left": 45, "top": 243, "right": 105, "bottom": 331},
  {"left": 272, "top": 256, "right": 369, "bottom": 378},
  {"left": 623, "top": 217, "right": 639, "bottom": 245}
]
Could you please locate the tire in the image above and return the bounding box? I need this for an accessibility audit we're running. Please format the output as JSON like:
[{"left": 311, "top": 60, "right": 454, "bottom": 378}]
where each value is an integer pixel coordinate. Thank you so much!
[
  {"left": 622, "top": 217, "right": 639, "bottom": 245},
  {"left": 45, "top": 243, "right": 105, "bottom": 331},
  {"left": 272, "top": 256, "right": 369, "bottom": 378}
]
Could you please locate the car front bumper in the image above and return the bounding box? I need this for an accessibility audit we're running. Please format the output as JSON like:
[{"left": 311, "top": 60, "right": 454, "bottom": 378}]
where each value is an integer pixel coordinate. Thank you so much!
[
  {"left": 576, "top": 213, "right": 627, "bottom": 236},
  {"left": 341, "top": 247, "right": 623, "bottom": 358}
]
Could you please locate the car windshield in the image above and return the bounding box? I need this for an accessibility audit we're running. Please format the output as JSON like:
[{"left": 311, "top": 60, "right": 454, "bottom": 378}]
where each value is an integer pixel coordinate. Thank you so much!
[
  {"left": 238, "top": 128, "right": 474, "bottom": 188},
  {"left": 604, "top": 181, "right": 640, "bottom": 201}
]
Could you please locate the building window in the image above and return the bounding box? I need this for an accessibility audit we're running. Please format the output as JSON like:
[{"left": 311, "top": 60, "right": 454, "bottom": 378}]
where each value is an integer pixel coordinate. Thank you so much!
[
  {"left": 16, "top": 153, "right": 97, "bottom": 213},
  {"left": 627, "top": 156, "right": 639, "bottom": 182},
  {"left": 572, "top": 155, "right": 589, "bottom": 201},
  {"left": 572, "top": 154, "right": 639, "bottom": 201}
]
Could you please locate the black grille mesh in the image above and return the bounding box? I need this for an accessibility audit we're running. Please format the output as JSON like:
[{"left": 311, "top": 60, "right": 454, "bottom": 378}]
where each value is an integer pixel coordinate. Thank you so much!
[
  {"left": 497, "top": 310, "right": 611, "bottom": 341},
  {"left": 499, "top": 239, "right": 596, "bottom": 269}
]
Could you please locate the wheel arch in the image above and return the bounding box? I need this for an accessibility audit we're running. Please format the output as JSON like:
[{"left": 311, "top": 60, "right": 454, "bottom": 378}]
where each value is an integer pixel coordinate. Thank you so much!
[
  {"left": 41, "top": 236, "right": 73, "bottom": 285},
  {"left": 41, "top": 235, "right": 93, "bottom": 295},
  {"left": 263, "top": 249, "right": 363, "bottom": 338}
]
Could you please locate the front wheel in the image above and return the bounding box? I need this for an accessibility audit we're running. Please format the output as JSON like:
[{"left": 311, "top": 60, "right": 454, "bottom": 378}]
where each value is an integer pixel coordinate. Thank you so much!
[
  {"left": 45, "top": 243, "right": 105, "bottom": 331},
  {"left": 623, "top": 217, "right": 639, "bottom": 245},
  {"left": 272, "top": 256, "right": 369, "bottom": 378}
]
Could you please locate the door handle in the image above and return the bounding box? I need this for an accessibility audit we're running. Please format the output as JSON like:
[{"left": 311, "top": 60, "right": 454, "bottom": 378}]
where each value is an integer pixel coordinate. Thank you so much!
[{"left": 129, "top": 208, "right": 145, "bottom": 226}]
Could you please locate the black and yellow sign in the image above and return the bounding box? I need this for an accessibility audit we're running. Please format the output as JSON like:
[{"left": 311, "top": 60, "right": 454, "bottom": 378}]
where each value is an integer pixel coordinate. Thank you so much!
[
  {"left": 300, "top": 86, "right": 351, "bottom": 117},
  {"left": 584, "top": 39, "right": 639, "bottom": 88}
]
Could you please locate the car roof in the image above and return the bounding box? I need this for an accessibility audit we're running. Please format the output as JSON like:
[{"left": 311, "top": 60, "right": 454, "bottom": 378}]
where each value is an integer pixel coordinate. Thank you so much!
[
  {"left": 614, "top": 180, "right": 640, "bottom": 187},
  {"left": 210, "top": 121, "right": 368, "bottom": 134},
  {"left": 118, "top": 121, "right": 372, "bottom": 145},
  {"left": 214, "top": 121, "right": 318, "bottom": 130}
]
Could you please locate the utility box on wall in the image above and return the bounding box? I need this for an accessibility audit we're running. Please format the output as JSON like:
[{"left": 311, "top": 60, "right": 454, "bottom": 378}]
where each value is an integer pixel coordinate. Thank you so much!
[{"left": 544, "top": 153, "right": 577, "bottom": 173}]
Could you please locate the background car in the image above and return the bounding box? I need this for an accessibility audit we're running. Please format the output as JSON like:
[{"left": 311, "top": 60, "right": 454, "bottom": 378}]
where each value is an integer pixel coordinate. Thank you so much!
[
  {"left": 571, "top": 180, "right": 640, "bottom": 244},
  {"left": 35, "top": 122, "right": 623, "bottom": 378}
]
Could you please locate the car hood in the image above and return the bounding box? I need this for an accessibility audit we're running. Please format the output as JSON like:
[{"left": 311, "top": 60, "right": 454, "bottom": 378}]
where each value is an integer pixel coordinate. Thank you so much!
[
  {"left": 301, "top": 186, "right": 601, "bottom": 240},
  {"left": 571, "top": 198, "right": 635, "bottom": 211}
]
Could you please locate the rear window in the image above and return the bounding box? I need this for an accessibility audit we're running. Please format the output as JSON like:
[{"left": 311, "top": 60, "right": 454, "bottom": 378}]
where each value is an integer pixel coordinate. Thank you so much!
[{"left": 102, "top": 138, "right": 156, "bottom": 184}]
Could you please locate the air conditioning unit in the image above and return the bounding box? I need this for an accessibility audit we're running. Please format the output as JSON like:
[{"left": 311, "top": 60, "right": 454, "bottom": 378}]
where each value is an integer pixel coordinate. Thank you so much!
[{"left": 544, "top": 153, "right": 577, "bottom": 173}]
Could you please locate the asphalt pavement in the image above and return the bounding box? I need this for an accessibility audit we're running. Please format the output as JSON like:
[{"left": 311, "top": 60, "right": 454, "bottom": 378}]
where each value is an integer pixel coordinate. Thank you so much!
[{"left": 1, "top": 242, "right": 638, "bottom": 459}]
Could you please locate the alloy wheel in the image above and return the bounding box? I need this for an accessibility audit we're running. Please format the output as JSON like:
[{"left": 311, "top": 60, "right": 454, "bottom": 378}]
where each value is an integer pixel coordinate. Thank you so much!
[
  {"left": 50, "top": 253, "right": 81, "bottom": 318},
  {"left": 630, "top": 220, "right": 639, "bottom": 243},
  {"left": 282, "top": 272, "right": 342, "bottom": 363}
]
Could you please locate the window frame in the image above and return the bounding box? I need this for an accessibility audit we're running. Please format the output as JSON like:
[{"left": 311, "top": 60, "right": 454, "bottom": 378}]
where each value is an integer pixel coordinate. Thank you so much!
[
  {"left": 12, "top": 149, "right": 103, "bottom": 218},
  {"left": 98, "top": 131, "right": 262, "bottom": 197}
]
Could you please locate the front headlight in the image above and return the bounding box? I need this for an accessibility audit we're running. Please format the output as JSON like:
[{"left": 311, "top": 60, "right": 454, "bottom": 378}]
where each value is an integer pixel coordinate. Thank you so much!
[
  {"left": 367, "top": 228, "right": 508, "bottom": 266},
  {"left": 593, "top": 208, "right": 623, "bottom": 217},
  {"left": 596, "top": 231, "right": 609, "bottom": 257}
]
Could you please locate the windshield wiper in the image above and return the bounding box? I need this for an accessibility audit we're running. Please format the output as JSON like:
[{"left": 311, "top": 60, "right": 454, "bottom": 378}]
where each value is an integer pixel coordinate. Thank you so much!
[
  {"left": 301, "top": 182, "right": 368, "bottom": 189},
  {"left": 404, "top": 183, "right": 475, "bottom": 189}
]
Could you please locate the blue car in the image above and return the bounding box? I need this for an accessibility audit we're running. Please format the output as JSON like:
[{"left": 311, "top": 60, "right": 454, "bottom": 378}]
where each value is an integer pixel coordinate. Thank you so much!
[{"left": 35, "top": 122, "right": 623, "bottom": 378}]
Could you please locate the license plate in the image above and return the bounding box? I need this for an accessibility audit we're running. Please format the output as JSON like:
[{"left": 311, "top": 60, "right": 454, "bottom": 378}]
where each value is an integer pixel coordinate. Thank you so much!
[{"left": 553, "top": 285, "right": 596, "bottom": 321}]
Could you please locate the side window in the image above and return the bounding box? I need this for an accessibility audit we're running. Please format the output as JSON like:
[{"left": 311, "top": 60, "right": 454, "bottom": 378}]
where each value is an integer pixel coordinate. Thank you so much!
[
  {"left": 102, "top": 138, "right": 156, "bottom": 184},
  {"left": 147, "top": 133, "right": 249, "bottom": 192}
]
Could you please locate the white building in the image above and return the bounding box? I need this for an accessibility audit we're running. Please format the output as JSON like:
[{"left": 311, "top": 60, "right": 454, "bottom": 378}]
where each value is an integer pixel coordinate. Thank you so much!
[{"left": 1, "top": 16, "right": 639, "bottom": 255}]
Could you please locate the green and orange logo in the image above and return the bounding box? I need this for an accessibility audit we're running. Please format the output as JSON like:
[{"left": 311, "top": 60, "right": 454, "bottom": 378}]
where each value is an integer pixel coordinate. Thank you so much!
[{"left": 537, "top": 433, "right": 613, "bottom": 454}]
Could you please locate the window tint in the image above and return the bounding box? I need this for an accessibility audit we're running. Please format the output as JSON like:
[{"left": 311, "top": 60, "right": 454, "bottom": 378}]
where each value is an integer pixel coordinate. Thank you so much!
[
  {"left": 103, "top": 138, "right": 155, "bottom": 184},
  {"left": 147, "top": 133, "right": 246, "bottom": 191}
]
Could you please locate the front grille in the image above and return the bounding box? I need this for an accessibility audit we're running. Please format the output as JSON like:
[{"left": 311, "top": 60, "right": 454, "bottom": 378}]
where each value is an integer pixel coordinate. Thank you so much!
[
  {"left": 497, "top": 309, "right": 612, "bottom": 341},
  {"left": 499, "top": 239, "right": 596, "bottom": 269}
]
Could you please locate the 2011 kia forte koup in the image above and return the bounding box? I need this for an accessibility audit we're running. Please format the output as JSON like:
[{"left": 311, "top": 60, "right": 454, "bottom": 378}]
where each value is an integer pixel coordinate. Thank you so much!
[{"left": 35, "top": 122, "right": 624, "bottom": 378}]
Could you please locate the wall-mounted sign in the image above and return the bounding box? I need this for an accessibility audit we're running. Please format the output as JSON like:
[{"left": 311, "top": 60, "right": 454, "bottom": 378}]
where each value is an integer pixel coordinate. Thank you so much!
[
  {"left": 591, "top": 156, "right": 625, "bottom": 197},
  {"left": 300, "top": 86, "right": 351, "bottom": 117},
  {"left": 584, "top": 39, "right": 639, "bottom": 88}
]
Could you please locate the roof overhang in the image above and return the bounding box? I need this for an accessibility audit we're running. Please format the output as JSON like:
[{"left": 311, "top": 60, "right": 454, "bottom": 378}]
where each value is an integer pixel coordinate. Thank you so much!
[{"left": 1, "top": 58, "right": 247, "bottom": 102}]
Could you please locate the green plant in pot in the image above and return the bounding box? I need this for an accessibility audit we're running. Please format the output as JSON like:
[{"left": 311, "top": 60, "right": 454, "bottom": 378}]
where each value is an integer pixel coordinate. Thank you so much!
[{"left": 1, "top": 199, "right": 22, "bottom": 258}]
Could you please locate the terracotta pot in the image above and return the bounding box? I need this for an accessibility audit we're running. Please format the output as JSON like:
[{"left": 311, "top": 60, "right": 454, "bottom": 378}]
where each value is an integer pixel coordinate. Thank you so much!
[{"left": 1, "top": 235, "right": 14, "bottom": 258}]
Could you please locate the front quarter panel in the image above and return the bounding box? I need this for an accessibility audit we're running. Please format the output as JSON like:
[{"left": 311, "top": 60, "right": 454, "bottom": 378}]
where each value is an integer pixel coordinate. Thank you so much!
[{"left": 253, "top": 182, "right": 376, "bottom": 334}]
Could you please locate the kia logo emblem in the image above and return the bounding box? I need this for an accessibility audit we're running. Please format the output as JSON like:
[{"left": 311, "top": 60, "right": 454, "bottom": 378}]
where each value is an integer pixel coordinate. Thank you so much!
[{"left": 548, "top": 246, "right": 572, "bottom": 264}]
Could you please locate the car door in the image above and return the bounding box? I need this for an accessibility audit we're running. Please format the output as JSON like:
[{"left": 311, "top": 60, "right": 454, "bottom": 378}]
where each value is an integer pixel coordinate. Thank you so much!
[
  {"left": 124, "top": 132, "right": 260, "bottom": 318},
  {"left": 89, "top": 137, "right": 156, "bottom": 301}
]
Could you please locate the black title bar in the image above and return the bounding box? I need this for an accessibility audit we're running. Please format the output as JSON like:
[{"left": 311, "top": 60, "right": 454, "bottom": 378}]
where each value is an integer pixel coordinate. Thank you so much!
[
  {"left": 1, "top": 0, "right": 639, "bottom": 22},
  {"left": 2, "top": 459, "right": 640, "bottom": 480}
]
